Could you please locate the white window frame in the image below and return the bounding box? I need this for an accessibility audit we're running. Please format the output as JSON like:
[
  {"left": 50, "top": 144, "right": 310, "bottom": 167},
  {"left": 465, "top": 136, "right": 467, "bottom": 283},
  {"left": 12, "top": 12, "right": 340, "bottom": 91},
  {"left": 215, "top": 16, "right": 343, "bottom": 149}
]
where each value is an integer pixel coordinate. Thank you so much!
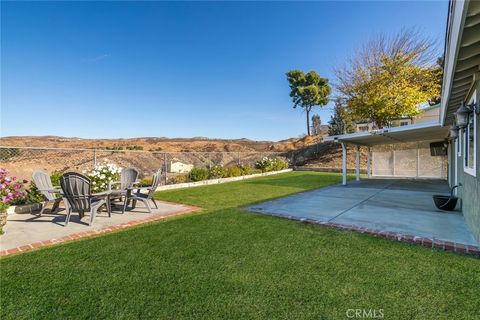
[{"left": 463, "top": 91, "right": 477, "bottom": 177}]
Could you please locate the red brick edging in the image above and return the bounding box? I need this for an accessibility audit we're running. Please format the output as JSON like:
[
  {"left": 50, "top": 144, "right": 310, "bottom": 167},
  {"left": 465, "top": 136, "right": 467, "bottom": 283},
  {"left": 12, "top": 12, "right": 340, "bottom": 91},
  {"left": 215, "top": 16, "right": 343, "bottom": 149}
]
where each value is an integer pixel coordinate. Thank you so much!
[
  {"left": 263, "top": 212, "right": 480, "bottom": 257},
  {"left": 0, "top": 203, "right": 200, "bottom": 258}
]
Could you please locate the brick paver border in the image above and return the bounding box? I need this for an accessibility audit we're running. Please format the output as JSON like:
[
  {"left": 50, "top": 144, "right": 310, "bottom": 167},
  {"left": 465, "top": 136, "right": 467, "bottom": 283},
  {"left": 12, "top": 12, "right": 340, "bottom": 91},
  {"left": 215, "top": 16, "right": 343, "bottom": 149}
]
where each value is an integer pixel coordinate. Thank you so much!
[
  {"left": 0, "top": 203, "right": 200, "bottom": 258},
  {"left": 261, "top": 212, "right": 480, "bottom": 257}
]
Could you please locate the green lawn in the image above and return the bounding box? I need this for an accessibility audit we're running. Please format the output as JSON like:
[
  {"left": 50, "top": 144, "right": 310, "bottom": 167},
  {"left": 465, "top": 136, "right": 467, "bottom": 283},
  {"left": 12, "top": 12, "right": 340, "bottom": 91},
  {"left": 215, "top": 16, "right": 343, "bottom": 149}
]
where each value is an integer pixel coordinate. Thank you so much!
[{"left": 1, "top": 172, "right": 479, "bottom": 319}]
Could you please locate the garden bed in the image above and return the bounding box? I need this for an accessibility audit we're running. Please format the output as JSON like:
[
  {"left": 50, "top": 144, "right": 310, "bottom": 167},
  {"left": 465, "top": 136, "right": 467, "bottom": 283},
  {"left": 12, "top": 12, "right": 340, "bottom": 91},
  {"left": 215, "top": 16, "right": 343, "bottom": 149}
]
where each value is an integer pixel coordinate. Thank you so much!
[{"left": 6, "top": 203, "right": 42, "bottom": 215}]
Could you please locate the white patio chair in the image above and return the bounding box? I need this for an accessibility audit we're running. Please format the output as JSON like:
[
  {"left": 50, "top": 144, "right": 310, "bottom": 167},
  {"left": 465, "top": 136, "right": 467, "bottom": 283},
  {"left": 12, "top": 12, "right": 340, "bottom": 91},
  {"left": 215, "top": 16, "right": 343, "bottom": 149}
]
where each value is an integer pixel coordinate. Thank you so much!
[
  {"left": 122, "top": 170, "right": 162, "bottom": 213},
  {"left": 108, "top": 167, "right": 139, "bottom": 196},
  {"left": 32, "top": 170, "right": 62, "bottom": 216}
]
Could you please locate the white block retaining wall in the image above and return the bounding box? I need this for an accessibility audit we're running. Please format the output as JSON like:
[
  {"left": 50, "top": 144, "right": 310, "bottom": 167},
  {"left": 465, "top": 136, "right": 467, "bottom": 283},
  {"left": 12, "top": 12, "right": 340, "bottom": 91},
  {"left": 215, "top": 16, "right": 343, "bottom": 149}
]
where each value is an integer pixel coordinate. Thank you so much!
[{"left": 156, "top": 169, "right": 293, "bottom": 191}]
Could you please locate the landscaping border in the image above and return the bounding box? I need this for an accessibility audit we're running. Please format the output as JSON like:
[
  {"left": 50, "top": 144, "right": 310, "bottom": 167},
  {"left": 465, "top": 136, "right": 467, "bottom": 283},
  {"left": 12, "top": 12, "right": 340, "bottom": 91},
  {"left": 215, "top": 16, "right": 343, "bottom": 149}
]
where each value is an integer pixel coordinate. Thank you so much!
[{"left": 157, "top": 169, "right": 292, "bottom": 191}]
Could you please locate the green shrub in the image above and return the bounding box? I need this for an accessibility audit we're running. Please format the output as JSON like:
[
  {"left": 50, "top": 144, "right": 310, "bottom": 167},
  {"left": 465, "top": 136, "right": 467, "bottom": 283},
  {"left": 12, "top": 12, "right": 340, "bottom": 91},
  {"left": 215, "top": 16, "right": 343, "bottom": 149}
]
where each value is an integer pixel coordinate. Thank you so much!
[
  {"left": 226, "top": 166, "right": 242, "bottom": 177},
  {"left": 189, "top": 168, "right": 209, "bottom": 182},
  {"left": 138, "top": 177, "right": 153, "bottom": 187},
  {"left": 106, "top": 146, "right": 124, "bottom": 151},
  {"left": 169, "top": 175, "right": 186, "bottom": 184},
  {"left": 238, "top": 164, "right": 259, "bottom": 176},
  {"left": 209, "top": 165, "right": 228, "bottom": 179},
  {"left": 271, "top": 158, "right": 289, "bottom": 171},
  {"left": 255, "top": 157, "right": 289, "bottom": 172},
  {"left": 13, "top": 183, "right": 47, "bottom": 205},
  {"left": 175, "top": 175, "right": 186, "bottom": 184},
  {"left": 126, "top": 145, "right": 143, "bottom": 151},
  {"left": 255, "top": 157, "right": 273, "bottom": 172},
  {"left": 22, "top": 182, "right": 46, "bottom": 204},
  {"left": 50, "top": 170, "right": 63, "bottom": 187}
]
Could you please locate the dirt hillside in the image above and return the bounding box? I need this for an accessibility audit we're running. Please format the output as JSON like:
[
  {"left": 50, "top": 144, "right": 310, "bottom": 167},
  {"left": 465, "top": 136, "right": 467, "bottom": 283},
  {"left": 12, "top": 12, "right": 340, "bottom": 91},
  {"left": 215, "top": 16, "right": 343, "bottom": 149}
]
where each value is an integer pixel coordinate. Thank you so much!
[
  {"left": 0, "top": 135, "right": 326, "bottom": 180},
  {"left": 0, "top": 135, "right": 323, "bottom": 153}
]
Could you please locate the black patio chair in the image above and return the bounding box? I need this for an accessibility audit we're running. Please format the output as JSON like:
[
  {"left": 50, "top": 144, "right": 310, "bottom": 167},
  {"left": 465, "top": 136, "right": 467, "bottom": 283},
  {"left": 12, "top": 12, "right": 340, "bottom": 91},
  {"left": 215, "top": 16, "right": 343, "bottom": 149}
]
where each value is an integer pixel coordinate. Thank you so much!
[{"left": 60, "top": 172, "right": 107, "bottom": 226}]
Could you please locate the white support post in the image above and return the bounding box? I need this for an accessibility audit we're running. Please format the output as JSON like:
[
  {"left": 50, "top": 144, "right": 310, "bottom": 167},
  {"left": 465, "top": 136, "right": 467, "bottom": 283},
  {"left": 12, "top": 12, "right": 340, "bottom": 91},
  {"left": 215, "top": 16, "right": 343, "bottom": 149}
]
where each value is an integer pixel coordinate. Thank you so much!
[
  {"left": 367, "top": 147, "right": 371, "bottom": 179},
  {"left": 341, "top": 142, "right": 347, "bottom": 185},
  {"left": 355, "top": 145, "right": 360, "bottom": 181},
  {"left": 446, "top": 143, "right": 449, "bottom": 185},
  {"left": 392, "top": 150, "right": 396, "bottom": 176},
  {"left": 416, "top": 148, "right": 420, "bottom": 178}
]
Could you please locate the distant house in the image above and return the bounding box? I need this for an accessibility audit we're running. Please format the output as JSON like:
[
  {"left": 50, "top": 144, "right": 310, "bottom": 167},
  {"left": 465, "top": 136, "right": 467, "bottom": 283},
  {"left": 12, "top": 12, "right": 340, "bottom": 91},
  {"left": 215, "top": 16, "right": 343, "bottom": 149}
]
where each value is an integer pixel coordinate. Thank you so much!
[
  {"left": 167, "top": 160, "right": 194, "bottom": 173},
  {"left": 355, "top": 104, "right": 440, "bottom": 133},
  {"left": 415, "top": 103, "right": 441, "bottom": 123},
  {"left": 318, "top": 124, "right": 330, "bottom": 135}
]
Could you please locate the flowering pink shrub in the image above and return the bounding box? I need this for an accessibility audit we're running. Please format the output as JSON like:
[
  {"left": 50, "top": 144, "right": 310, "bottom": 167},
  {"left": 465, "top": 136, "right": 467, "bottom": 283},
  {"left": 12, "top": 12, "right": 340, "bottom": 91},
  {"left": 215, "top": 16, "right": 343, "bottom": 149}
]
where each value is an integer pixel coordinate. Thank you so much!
[{"left": 0, "top": 168, "right": 28, "bottom": 211}]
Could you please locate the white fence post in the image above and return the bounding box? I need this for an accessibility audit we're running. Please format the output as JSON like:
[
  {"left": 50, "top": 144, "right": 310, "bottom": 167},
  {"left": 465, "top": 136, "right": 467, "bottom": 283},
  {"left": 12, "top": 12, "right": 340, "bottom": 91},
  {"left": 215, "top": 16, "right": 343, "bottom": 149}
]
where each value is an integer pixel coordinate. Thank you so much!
[
  {"left": 367, "top": 147, "right": 371, "bottom": 178},
  {"left": 164, "top": 153, "right": 168, "bottom": 184}
]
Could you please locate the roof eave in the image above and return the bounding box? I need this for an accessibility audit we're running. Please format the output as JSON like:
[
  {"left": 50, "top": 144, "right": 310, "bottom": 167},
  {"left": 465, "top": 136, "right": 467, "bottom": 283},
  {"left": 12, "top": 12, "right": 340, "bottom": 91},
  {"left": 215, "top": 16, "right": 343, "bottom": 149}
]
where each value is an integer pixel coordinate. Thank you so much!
[{"left": 440, "top": 0, "right": 468, "bottom": 126}]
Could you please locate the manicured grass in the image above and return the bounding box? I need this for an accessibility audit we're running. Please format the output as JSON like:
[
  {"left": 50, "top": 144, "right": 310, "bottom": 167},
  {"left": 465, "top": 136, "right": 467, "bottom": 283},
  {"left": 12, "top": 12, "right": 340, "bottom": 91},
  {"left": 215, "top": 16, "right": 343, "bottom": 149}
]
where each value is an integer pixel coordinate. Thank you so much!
[{"left": 1, "top": 172, "right": 479, "bottom": 319}]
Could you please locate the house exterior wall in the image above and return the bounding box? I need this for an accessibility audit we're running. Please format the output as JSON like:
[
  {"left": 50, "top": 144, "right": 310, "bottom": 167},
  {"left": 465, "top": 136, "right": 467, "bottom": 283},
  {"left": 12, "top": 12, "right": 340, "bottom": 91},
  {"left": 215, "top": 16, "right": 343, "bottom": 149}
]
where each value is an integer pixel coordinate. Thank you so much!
[
  {"left": 390, "top": 119, "right": 412, "bottom": 127},
  {"left": 450, "top": 83, "right": 480, "bottom": 244},
  {"left": 356, "top": 123, "right": 374, "bottom": 133},
  {"left": 354, "top": 105, "right": 439, "bottom": 133},
  {"left": 460, "top": 85, "right": 480, "bottom": 243},
  {"left": 415, "top": 106, "right": 440, "bottom": 123}
]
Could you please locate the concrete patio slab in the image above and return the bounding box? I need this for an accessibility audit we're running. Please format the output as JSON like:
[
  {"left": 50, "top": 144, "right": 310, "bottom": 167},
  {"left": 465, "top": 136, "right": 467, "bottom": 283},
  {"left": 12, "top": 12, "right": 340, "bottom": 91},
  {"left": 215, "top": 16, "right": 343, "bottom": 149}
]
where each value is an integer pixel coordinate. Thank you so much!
[
  {"left": 305, "top": 186, "right": 382, "bottom": 200},
  {"left": 246, "top": 179, "right": 478, "bottom": 249},
  {"left": 334, "top": 203, "right": 476, "bottom": 245},
  {"left": 366, "top": 189, "right": 448, "bottom": 211},
  {"left": 249, "top": 194, "right": 362, "bottom": 221},
  {"left": 0, "top": 201, "right": 198, "bottom": 254}
]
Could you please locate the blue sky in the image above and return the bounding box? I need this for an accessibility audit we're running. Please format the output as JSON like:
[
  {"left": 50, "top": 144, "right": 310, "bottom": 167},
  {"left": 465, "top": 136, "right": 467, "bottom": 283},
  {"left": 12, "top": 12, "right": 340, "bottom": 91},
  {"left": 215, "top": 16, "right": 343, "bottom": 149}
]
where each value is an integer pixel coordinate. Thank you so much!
[{"left": 1, "top": 1, "right": 448, "bottom": 141}]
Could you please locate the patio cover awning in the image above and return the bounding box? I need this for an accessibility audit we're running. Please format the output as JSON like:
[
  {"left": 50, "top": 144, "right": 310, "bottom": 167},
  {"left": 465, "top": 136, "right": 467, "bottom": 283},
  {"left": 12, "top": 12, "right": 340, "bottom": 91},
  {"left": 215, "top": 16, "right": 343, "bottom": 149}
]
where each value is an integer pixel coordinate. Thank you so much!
[
  {"left": 323, "top": 121, "right": 449, "bottom": 185},
  {"left": 324, "top": 121, "right": 449, "bottom": 147}
]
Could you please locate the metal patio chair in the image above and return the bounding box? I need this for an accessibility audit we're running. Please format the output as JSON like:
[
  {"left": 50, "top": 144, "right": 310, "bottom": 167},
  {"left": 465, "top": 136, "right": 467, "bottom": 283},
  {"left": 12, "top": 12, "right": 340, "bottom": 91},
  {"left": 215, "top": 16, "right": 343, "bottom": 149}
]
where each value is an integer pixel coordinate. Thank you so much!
[
  {"left": 123, "top": 170, "right": 162, "bottom": 213},
  {"left": 32, "top": 170, "right": 62, "bottom": 216},
  {"left": 60, "top": 172, "right": 107, "bottom": 226}
]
